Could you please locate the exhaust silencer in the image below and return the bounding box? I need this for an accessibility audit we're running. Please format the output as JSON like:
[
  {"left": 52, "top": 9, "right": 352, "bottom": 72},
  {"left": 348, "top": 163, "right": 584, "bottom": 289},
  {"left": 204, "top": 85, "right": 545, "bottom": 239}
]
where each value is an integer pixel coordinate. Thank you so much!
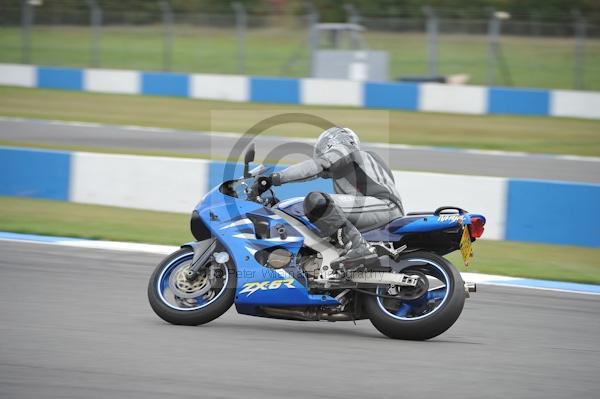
[{"left": 464, "top": 282, "right": 477, "bottom": 298}]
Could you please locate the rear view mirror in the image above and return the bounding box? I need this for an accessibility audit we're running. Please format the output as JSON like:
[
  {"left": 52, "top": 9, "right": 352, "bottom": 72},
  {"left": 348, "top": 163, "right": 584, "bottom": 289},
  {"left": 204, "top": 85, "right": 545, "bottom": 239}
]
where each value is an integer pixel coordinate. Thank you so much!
[{"left": 243, "top": 144, "right": 256, "bottom": 178}]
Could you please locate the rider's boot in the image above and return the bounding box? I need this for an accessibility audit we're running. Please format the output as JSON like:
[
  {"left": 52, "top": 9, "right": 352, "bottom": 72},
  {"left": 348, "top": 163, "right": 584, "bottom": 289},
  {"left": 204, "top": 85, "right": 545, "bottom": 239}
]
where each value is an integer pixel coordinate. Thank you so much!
[
  {"left": 301, "top": 191, "right": 378, "bottom": 277},
  {"left": 330, "top": 223, "right": 377, "bottom": 275},
  {"left": 337, "top": 222, "right": 372, "bottom": 258}
]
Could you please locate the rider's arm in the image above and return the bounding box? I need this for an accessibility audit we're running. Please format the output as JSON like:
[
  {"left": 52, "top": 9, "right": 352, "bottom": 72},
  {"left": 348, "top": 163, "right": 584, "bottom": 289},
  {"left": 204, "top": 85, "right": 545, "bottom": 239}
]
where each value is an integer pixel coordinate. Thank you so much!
[
  {"left": 271, "top": 159, "right": 325, "bottom": 186},
  {"left": 271, "top": 145, "right": 354, "bottom": 186}
]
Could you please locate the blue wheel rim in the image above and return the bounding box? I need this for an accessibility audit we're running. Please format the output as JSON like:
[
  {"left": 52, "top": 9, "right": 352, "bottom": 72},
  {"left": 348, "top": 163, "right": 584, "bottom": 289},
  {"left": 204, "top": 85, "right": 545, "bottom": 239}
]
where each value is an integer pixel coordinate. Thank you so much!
[
  {"left": 376, "top": 258, "right": 452, "bottom": 321},
  {"left": 157, "top": 252, "right": 229, "bottom": 311}
]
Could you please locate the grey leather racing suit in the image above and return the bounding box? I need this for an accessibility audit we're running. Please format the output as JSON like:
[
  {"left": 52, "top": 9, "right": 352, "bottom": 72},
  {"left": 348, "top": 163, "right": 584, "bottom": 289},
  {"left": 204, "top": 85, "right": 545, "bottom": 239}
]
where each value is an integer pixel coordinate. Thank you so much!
[{"left": 272, "top": 144, "right": 404, "bottom": 235}]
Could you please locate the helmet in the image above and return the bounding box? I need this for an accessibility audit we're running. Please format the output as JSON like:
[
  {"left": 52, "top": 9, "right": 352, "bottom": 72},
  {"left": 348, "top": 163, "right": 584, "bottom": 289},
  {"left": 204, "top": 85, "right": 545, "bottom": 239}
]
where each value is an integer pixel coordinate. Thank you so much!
[{"left": 314, "top": 127, "right": 360, "bottom": 158}]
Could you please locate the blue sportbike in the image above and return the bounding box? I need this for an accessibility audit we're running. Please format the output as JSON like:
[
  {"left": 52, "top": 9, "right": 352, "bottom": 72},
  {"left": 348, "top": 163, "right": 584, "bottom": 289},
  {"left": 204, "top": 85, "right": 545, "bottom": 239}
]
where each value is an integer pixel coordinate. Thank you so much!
[{"left": 148, "top": 145, "right": 486, "bottom": 340}]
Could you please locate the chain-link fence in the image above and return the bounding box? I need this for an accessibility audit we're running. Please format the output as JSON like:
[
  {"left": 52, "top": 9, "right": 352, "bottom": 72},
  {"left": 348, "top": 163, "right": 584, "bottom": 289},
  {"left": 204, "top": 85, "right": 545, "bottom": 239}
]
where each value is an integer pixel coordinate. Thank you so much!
[
  {"left": 1, "top": 1, "right": 598, "bottom": 90},
  {"left": 358, "top": 16, "right": 600, "bottom": 90}
]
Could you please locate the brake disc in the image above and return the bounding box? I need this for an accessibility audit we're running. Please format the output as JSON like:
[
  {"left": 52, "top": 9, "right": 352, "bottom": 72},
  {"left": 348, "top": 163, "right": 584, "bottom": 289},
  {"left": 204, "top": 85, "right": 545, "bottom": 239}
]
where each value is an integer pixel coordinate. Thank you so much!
[{"left": 168, "top": 263, "right": 213, "bottom": 299}]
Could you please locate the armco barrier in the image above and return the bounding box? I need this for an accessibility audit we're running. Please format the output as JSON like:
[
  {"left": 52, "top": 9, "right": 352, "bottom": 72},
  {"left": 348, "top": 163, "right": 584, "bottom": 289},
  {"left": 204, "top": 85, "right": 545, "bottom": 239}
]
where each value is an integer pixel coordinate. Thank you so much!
[
  {"left": 1, "top": 146, "right": 598, "bottom": 247},
  {"left": 1, "top": 63, "right": 600, "bottom": 120}
]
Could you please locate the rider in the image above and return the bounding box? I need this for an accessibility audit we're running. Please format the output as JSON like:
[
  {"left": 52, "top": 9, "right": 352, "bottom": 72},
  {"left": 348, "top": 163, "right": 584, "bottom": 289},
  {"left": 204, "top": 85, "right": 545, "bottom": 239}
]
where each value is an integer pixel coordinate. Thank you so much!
[{"left": 262, "top": 127, "right": 404, "bottom": 266}]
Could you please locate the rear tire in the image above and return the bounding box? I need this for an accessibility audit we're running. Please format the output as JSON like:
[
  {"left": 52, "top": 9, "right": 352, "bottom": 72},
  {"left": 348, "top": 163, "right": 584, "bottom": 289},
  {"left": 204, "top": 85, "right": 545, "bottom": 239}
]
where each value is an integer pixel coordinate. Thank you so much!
[
  {"left": 364, "top": 251, "right": 465, "bottom": 340},
  {"left": 148, "top": 247, "right": 236, "bottom": 326}
]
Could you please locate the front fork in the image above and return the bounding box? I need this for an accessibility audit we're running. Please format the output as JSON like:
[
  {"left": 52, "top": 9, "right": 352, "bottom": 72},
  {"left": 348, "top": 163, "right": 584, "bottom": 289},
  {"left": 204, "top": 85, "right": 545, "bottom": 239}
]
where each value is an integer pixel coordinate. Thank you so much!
[{"left": 182, "top": 238, "right": 217, "bottom": 281}]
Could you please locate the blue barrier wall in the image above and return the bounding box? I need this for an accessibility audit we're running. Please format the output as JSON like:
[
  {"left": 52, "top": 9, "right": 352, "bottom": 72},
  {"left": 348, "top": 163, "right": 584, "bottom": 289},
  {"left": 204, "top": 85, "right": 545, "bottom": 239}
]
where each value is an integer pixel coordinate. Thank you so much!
[
  {"left": 141, "top": 72, "right": 189, "bottom": 97},
  {"left": 0, "top": 147, "right": 71, "bottom": 200},
  {"left": 37, "top": 66, "right": 83, "bottom": 91},
  {"left": 1, "top": 146, "right": 598, "bottom": 248},
  {"left": 4, "top": 63, "right": 600, "bottom": 119},
  {"left": 488, "top": 88, "right": 550, "bottom": 116},
  {"left": 506, "top": 179, "right": 600, "bottom": 247},
  {"left": 250, "top": 77, "right": 300, "bottom": 104},
  {"left": 364, "top": 82, "right": 418, "bottom": 110}
]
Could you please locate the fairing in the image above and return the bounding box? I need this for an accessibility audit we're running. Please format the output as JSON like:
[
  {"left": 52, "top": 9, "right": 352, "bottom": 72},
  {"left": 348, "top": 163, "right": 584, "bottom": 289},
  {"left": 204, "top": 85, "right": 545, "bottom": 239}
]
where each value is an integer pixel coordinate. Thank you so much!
[
  {"left": 193, "top": 182, "right": 485, "bottom": 317},
  {"left": 194, "top": 183, "right": 339, "bottom": 317}
]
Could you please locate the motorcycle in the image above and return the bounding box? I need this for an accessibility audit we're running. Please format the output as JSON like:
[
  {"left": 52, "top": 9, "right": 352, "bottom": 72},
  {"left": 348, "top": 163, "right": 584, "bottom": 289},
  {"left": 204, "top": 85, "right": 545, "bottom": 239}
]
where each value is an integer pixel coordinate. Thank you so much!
[{"left": 148, "top": 145, "right": 485, "bottom": 340}]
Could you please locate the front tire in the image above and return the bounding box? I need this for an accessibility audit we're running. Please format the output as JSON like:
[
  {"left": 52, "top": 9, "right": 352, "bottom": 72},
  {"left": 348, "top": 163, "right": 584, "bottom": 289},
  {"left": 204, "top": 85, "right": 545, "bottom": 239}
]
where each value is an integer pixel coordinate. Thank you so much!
[
  {"left": 148, "top": 247, "right": 236, "bottom": 326},
  {"left": 364, "top": 251, "right": 465, "bottom": 340}
]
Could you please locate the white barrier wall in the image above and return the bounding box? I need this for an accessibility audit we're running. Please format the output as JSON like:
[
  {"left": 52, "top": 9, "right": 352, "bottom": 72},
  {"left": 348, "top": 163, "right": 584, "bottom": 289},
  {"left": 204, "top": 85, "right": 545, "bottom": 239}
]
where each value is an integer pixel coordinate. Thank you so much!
[
  {"left": 0, "top": 63, "right": 35, "bottom": 87},
  {"left": 70, "top": 152, "right": 210, "bottom": 213},
  {"left": 300, "top": 78, "right": 362, "bottom": 107},
  {"left": 4, "top": 146, "right": 598, "bottom": 247},
  {"left": 419, "top": 83, "right": 487, "bottom": 115},
  {"left": 551, "top": 90, "right": 600, "bottom": 119},
  {"left": 84, "top": 69, "right": 140, "bottom": 94},
  {"left": 190, "top": 73, "right": 249, "bottom": 102},
  {"left": 393, "top": 171, "right": 507, "bottom": 240},
  {"left": 3, "top": 63, "right": 600, "bottom": 120},
  {"left": 67, "top": 151, "right": 507, "bottom": 239}
]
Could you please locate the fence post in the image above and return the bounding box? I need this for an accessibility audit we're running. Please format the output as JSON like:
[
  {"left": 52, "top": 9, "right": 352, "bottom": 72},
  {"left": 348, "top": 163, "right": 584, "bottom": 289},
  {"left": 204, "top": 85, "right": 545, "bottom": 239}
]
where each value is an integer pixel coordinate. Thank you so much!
[
  {"left": 343, "top": 3, "right": 361, "bottom": 49},
  {"left": 306, "top": 2, "right": 320, "bottom": 77},
  {"left": 231, "top": 2, "right": 247, "bottom": 74},
  {"left": 529, "top": 10, "right": 541, "bottom": 37},
  {"left": 84, "top": 0, "right": 102, "bottom": 68},
  {"left": 422, "top": 6, "right": 439, "bottom": 76},
  {"left": 572, "top": 10, "right": 586, "bottom": 90},
  {"left": 343, "top": 3, "right": 360, "bottom": 25},
  {"left": 158, "top": 1, "right": 174, "bottom": 71},
  {"left": 487, "top": 10, "right": 512, "bottom": 86},
  {"left": 20, "top": 0, "right": 33, "bottom": 64},
  {"left": 487, "top": 9, "right": 500, "bottom": 86},
  {"left": 486, "top": 8, "right": 500, "bottom": 86}
]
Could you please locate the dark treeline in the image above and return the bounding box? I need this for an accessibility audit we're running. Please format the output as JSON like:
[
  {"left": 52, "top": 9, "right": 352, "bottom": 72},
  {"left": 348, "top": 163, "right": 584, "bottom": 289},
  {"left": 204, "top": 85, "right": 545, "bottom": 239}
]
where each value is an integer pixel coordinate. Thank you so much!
[
  {"left": 1, "top": 0, "right": 599, "bottom": 24},
  {"left": 310, "top": 0, "right": 600, "bottom": 22}
]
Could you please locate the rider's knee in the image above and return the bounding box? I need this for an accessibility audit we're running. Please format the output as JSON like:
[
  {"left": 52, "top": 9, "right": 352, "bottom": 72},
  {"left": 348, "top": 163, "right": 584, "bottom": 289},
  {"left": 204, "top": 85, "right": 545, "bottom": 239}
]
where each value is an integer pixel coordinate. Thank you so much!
[{"left": 304, "top": 191, "right": 331, "bottom": 222}]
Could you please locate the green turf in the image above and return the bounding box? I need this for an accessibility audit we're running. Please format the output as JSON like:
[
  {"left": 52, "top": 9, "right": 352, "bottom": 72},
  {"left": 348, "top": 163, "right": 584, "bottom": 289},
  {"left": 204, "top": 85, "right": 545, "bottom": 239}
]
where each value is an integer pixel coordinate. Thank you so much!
[
  {"left": 0, "top": 196, "right": 598, "bottom": 284},
  {"left": 2, "top": 86, "right": 600, "bottom": 156},
  {"left": 446, "top": 243, "right": 600, "bottom": 285},
  {"left": 1, "top": 26, "right": 599, "bottom": 90},
  {"left": 0, "top": 196, "right": 191, "bottom": 244}
]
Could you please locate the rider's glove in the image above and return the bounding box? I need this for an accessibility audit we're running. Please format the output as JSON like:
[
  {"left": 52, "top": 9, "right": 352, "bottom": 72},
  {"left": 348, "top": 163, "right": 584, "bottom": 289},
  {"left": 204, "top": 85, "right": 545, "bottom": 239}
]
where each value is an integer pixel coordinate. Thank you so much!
[
  {"left": 249, "top": 175, "right": 273, "bottom": 199},
  {"left": 271, "top": 173, "right": 282, "bottom": 186}
]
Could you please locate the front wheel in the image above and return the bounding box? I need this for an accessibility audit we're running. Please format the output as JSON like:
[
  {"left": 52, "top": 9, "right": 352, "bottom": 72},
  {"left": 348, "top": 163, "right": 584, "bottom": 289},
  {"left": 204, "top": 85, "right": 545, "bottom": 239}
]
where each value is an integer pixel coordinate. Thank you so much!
[
  {"left": 364, "top": 251, "right": 465, "bottom": 340},
  {"left": 147, "top": 247, "right": 236, "bottom": 326}
]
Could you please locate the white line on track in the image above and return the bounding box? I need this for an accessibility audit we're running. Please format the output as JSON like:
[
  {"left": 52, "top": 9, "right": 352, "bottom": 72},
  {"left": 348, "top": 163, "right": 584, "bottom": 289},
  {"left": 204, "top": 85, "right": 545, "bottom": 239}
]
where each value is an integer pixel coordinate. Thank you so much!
[
  {"left": 2, "top": 116, "right": 599, "bottom": 163},
  {"left": 1, "top": 233, "right": 599, "bottom": 296},
  {"left": 48, "top": 120, "right": 103, "bottom": 128}
]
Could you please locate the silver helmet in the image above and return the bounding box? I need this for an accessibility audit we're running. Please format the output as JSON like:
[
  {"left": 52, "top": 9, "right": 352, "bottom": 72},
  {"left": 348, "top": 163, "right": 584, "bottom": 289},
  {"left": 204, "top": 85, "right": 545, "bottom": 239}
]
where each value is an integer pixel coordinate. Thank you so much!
[{"left": 314, "top": 127, "right": 360, "bottom": 158}]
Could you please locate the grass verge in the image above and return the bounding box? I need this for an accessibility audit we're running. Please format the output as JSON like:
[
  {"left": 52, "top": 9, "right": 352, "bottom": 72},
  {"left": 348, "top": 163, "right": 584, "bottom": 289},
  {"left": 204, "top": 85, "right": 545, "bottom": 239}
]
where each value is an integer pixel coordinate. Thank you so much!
[
  {"left": 0, "top": 196, "right": 191, "bottom": 245},
  {"left": 1, "top": 196, "right": 598, "bottom": 284},
  {"left": 2, "top": 86, "right": 600, "bottom": 156}
]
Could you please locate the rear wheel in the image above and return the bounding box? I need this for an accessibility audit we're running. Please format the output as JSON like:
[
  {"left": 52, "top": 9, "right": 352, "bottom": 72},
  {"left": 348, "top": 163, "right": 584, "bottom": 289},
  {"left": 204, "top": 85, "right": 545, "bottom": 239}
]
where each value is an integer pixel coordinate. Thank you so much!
[
  {"left": 147, "top": 247, "right": 236, "bottom": 326},
  {"left": 364, "top": 251, "right": 465, "bottom": 340}
]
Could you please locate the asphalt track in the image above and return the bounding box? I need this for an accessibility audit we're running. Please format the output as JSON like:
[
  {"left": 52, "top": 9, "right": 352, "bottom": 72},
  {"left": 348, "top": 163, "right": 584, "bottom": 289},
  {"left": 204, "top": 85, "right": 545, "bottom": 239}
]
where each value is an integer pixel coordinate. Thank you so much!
[
  {"left": 1, "top": 118, "right": 599, "bottom": 183},
  {"left": 1, "top": 240, "right": 599, "bottom": 399}
]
